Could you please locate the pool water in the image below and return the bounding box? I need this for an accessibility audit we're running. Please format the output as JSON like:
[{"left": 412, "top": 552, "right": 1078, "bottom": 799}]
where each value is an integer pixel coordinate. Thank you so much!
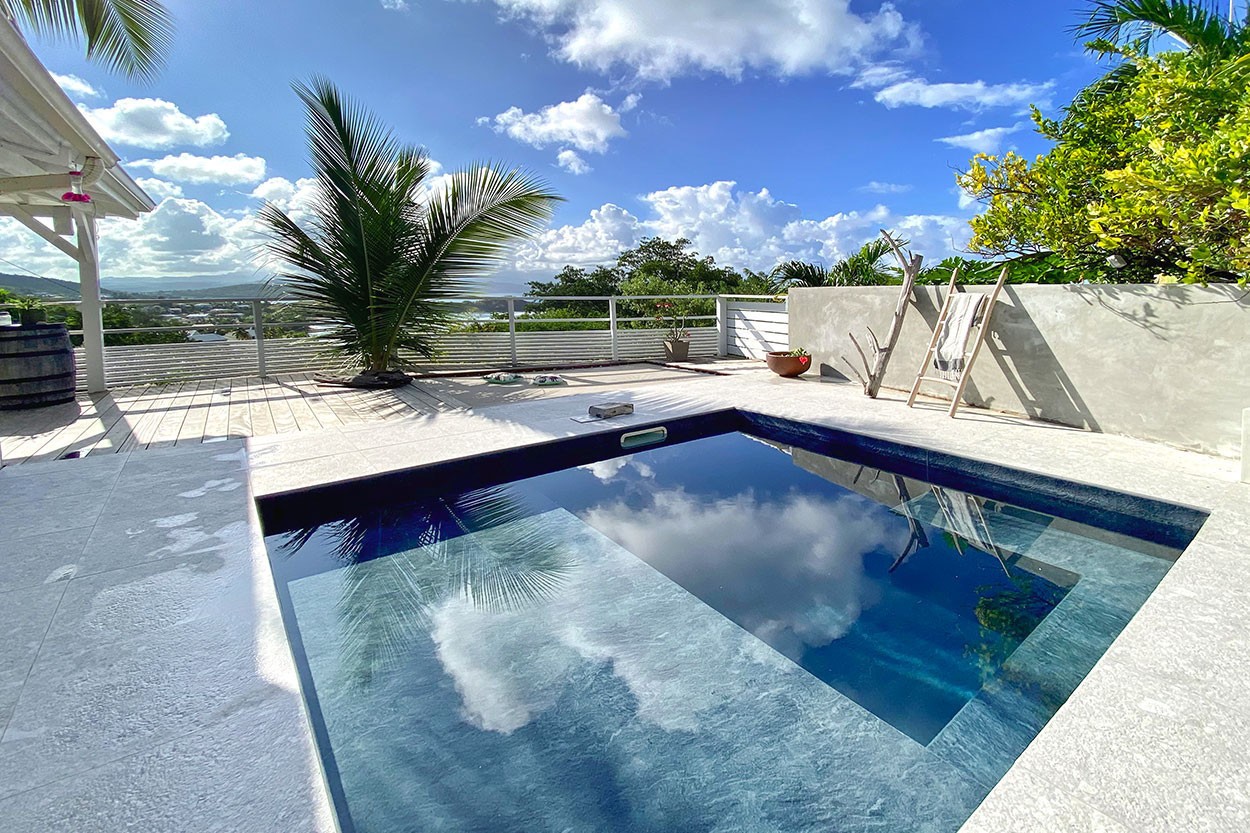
[{"left": 264, "top": 430, "right": 1181, "bottom": 833}]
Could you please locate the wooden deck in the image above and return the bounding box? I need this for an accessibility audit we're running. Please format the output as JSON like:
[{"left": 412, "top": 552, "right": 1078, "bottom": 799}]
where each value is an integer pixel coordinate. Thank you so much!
[{"left": 0, "top": 372, "right": 464, "bottom": 467}]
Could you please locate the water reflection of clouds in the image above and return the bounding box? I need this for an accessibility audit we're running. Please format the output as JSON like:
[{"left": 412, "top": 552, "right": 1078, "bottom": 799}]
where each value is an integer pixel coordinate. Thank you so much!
[
  {"left": 585, "top": 489, "right": 908, "bottom": 659},
  {"left": 579, "top": 457, "right": 655, "bottom": 483},
  {"left": 431, "top": 488, "right": 909, "bottom": 736}
]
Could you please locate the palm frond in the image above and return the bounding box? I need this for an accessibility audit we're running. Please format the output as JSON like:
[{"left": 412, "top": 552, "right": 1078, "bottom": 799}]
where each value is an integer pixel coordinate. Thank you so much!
[
  {"left": 1073, "top": 0, "right": 1239, "bottom": 56},
  {"left": 259, "top": 78, "right": 561, "bottom": 373},
  {"left": 2, "top": 0, "right": 173, "bottom": 81}
]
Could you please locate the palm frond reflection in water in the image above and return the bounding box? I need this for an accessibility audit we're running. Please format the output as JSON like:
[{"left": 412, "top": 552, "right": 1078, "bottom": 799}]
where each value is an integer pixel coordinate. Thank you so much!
[{"left": 278, "top": 486, "right": 577, "bottom": 686}]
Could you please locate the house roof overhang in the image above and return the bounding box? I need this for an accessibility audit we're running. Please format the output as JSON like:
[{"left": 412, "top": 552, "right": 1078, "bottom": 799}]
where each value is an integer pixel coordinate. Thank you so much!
[{"left": 0, "top": 17, "right": 155, "bottom": 222}]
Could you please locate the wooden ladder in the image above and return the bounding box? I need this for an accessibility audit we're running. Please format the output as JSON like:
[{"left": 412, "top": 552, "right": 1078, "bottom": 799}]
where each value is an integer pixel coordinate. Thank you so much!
[{"left": 906, "top": 265, "right": 1008, "bottom": 417}]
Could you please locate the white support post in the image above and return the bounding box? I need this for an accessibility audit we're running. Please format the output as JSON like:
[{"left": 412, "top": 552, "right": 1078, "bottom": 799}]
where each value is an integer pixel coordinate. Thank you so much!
[
  {"left": 609, "top": 296, "right": 619, "bottom": 361},
  {"left": 251, "top": 300, "right": 267, "bottom": 377},
  {"left": 506, "top": 298, "right": 518, "bottom": 367},
  {"left": 716, "top": 296, "right": 729, "bottom": 357},
  {"left": 75, "top": 212, "right": 107, "bottom": 392}
]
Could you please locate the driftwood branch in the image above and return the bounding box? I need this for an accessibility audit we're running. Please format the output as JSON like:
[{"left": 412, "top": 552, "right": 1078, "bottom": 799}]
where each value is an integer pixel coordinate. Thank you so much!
[{"left": 853, "top": 229, "right": 923, "bottom": 398}]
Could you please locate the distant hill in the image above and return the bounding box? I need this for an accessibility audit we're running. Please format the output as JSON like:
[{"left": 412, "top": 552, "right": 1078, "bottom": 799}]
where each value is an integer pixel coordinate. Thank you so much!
[
  {"left": 106, "top": 282, "right": 282, "bottom": 300},
  {"left": 0, "top": 273, "right": 107, "bottom": 299}
]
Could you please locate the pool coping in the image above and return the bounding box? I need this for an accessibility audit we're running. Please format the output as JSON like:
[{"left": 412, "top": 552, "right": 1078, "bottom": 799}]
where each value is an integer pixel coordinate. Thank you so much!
[{"left": 247, "top": 378, "right": 1250, "bottom": 833}]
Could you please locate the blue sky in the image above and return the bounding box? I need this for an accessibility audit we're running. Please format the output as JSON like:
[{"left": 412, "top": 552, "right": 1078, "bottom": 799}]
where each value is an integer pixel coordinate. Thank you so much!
[{"left": 2, "top": 0, "right": 1108, "bottom": 293}]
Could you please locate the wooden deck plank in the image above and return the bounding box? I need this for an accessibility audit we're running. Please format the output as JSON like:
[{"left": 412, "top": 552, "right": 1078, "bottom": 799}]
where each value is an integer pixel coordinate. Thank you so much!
[
  {"left": 261, "top": 376, "right": 300, "bottom": 436},
  {"left": 200, "top": 379, "right": 233, "bottom": 442},
  {"left": 10, "top": 398, "right": 102, "bottom": 464},
  {"left": 90, "top": 383, "right": 167, "bottom": 455},
  {"left": 147, "top": 380, "right": 200, "bottom": 450},
  {"left": 315, "top": 383, "right": 370, "bottom": 424},
  {"left": 226, "top": 378, "right": 253, "bottom": 439},
  {"left": 246, "top": 377, "right": 278, "bottom": 437},
  {"left": 278, "top": 375, "right": 332, "bottom": 431},
  {"left": 25, "top": 392, "right": 129, "bottom": 463},
  {"left": 118, "top": 382, "right": 189, "bottom": 452},
  {"left": 2, "top": 372, "right": 433, "bottom": 465},
  {"left": 173, "top": 380, "right": 215, "bottom": 447}
]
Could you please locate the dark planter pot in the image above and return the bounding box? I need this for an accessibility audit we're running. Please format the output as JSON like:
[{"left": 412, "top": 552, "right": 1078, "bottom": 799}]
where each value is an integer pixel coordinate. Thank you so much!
[
  {"left": 663, "top": 339, "right": 690, "bottom": 361},
  {"left": 19, "top": 309, "right": 46, "bottom": 327},
  {"left": 766, "top": 351, "right": 812, "bottom": 378}
]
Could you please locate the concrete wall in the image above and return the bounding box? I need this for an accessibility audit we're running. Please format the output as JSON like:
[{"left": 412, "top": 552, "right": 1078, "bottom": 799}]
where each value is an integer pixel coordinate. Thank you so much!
[{"left": 788, "top": 284, "right": 1250, "bottom": 458}]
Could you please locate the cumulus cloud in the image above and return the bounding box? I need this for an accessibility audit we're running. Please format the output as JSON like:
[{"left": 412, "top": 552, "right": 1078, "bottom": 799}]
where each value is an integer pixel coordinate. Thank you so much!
[
  {"left": 131, "top": 152, "right": 266, "bottom": 185},
  {"left": 79, "top": 98, "right": 229, "bottom": 149},
  {"left": 51, "top": 72, "right": 100, "bottom": 99},
  {"left": 380, "top": 0, "right": 408, "bottom": 9},
  {"left": 936, "top": 124, "right": 1024, "bottom": 155},
  {"left": 488, "top": 0, "right": 917, "bottom": 82},
  {"left": 514, "top": 180, "right": 971, "bottom": 277},
  {"left": 872, "top": 78, "right": 1053, "bottom": 111},
  {"left": 556, "top": 149, "right": 591, "bottom": 175},
  {"left": 859, "top": 181, "right": 912, "bottom": 194},
  {"left": 482, "top": 92, "right": 627, "bottom": 154},
  {"left": 0, "top": 195, "right": 264, "bottom": 285},
  {"left": 135, "top": 177, "right": 184, "bottom": 201}
]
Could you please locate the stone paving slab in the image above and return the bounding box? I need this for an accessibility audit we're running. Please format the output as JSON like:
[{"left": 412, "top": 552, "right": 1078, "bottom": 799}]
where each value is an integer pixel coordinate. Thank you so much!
[{"left": 0, "top": 366, "right": 1243, "bottom": 831}]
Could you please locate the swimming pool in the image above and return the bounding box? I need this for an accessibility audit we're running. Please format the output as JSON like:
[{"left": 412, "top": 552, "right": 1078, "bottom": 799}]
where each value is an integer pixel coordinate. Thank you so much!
[{"left": 259, "top": 411, "right": 1204, "bottom": 833}]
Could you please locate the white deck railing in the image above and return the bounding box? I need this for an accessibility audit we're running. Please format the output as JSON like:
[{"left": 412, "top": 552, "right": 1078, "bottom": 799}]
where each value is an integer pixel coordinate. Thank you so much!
[{"left": 12, "top": 294, "right": 786, "bottom": 389}]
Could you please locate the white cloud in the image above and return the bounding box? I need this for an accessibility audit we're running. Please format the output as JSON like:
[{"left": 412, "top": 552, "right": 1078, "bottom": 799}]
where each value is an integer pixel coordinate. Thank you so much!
[
  {"left": 482, "top": 92, "right": 627, "bottom": 154},
  {"left": 936, "top": 124, "right": 1024, "bottom": 154},
  {"left": 619, "top": 93, "right": 642, "bottom": 112},
  {"left": 513, "top": 180, "right": 971, "bottom": 277},
  {"left": 135, "top": 177, "right": 183, "bottom": 201},
  {"left": 0, "top": 196, "right": 264, "bottom": 284},
  {"left": 51, "top": 73, "right": 100, "bottom": 99},
  {"left": 380, "top": 0, "right": 408, "bottom": 9},
  {"left": 850, "top": 64, "right": 910, "bottom": 89},
  {"left": 488, "top": 0, "right": 917, "bottom": 82},
  {"left": 873, "top": 78, "right": 1053, "bottom": 111},
  {"left": 556, "top": 149, "right": 591, "bottom": 175},
  {"left": 131, "top": 153, "right": 266, "bottom": 185},
  {"left": 860, "top": 181, "right": 912, "bottom": 194},
  {"left": 79, "top": 98, "right": 229, "bottom": 149}
]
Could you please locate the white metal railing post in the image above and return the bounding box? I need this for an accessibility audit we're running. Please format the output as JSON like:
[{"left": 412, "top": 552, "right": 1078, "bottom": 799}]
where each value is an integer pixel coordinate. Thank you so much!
[
  {"left": 252, "top": 300, "right": 267, "bottom": 376},
  {"left": 716, "top": 295, "right": 729, "bottom": 357},
  {"left": 609, "top": 296, "right": 619, "bottom": 360},
  {"left": 507, "top": 297, "right": 518, "bottom": 366}
]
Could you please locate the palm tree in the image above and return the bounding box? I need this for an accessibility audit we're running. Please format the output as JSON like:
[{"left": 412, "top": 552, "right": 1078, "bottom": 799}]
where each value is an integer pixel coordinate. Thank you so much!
[
  {"left": 260, "top": 78, "right": 561, "bottom": 387},
  {"left": 1, "top": 0, "right": 174, "bottom": 82},
  {"left": 1074, "top": 1, "right": 1249, "bottom": 58},
  {"left": 770, "top": 238, "right": 901, "bottom": 290}
]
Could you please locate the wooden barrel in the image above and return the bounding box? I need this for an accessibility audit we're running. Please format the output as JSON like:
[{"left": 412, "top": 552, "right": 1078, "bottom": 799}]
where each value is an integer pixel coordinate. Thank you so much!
[{"left": 0, "top": 324, "right": 78, "bottom": 410}]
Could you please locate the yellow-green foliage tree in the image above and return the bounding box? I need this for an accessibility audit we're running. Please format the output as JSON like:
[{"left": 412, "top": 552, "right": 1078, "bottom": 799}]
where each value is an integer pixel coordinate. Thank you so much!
[{"left": 958, "top": 2, "right": 1250, "bottom": 284}]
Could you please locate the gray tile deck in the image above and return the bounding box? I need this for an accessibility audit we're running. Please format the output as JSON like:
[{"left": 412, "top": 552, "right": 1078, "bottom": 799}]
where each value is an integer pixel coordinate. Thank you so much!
[{"left": 0, "top": 363, "right": 1245, "bottom": 831}]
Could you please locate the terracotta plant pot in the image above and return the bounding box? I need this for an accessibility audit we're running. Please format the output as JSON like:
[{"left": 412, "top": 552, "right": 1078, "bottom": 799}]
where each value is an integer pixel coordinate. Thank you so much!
[
  {"left": 766, "top": 351, "right": 812, "bottom": 378},
  {"left": 663, "top": 339, "right": 690, "bottom": 361}
]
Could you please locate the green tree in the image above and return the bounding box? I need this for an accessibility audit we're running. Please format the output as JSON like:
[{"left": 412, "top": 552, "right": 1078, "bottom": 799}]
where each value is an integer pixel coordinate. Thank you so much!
[
  {"left": 259, "top": 78, "right": 560, "bottom": 383},
  {"left": 2, "top": 0, "right": 175, "bottom": 82},
  {"left": 522, "top": 238, "right": 773, "bottom": 330},
  {"left": 46, "top": 303, "right": 189, "bottom": 345},
  {"left": 958, "top": 10, "right": 1250, "bottom": 284}
]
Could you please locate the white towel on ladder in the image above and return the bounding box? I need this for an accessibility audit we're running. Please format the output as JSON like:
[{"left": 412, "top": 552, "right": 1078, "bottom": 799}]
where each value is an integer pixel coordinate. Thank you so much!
[{"left": 933, "top": 293, "right": 986, "bottom": 380}]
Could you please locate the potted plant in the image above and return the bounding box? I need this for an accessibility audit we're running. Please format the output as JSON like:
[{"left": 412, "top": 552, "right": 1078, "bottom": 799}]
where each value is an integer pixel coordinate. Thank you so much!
[
  {"left": 654, "top": 300, "right": 690, "bottom": 361},
  {"left": 766, "top": 347, "right": 812, "bottom": 378},
  {"left": 13, "top": 297, "right": 47, "bottom": 327}
]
